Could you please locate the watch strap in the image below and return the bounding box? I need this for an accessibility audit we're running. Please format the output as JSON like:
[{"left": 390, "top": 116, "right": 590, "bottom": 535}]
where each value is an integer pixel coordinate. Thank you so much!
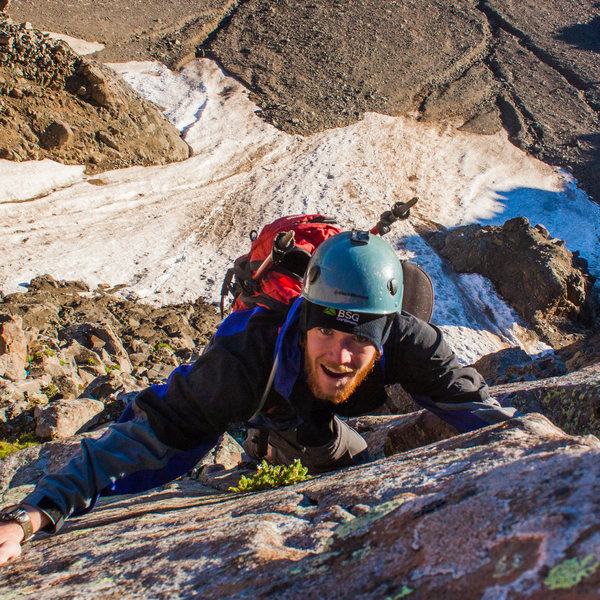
[{"left": 0, "top": 505, "right": 34, "bottom": 543}]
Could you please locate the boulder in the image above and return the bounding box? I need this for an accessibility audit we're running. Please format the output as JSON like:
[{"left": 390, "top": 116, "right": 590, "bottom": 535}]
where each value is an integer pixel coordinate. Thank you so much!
[
  {"left": 191, "top": 433, "right": 246, "bottom": 489},
  {"left": 80, "top": 372, "right": 144, "bottom": 424},
  {"left": 473, "top": 346, "right": 532, "bottom": 379},
  {"left": 81, "top": 370, "right": 143, "bottom": 402},
  {"left": 2, "top": 415, "right": 600, "bottom": 598},
  {"left": 492, "top": 362, "right": 600, "bottom": 438},
  {"left": 384, "top": 383, "right": 421, "bottom": 415},
  {"left": 349, "top": 412, "right": 459, "bottom": 458},
  {"left": 0, "top": 314, "right": 27, "bottom": 381},
  {"left": 61, "top": 323, "right": 132, "bottom": 374},
  {"left": 0, "top": 354, "right": 26, "bottom": 382},
  {"left": 472, "top": 346, "right": 567, "bottom": 384},
  {"left": 34, "top": 397, "right": 105, "bottom": 440},
  {"left": 40, "top": 120, "right": 73, "bottom": 149},
  {"left": 0, "top": 377, "right": 43, "bottom": 438},
  {"left": 27, "top": 275, "right": 89, "bottom": 294},
  {"left": 428, "top": 217, "right": 598, "bottom": 342}
]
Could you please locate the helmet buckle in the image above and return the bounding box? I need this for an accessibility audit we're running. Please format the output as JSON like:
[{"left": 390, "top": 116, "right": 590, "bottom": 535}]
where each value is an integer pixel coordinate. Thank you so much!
[{"left": 350, "top": 229, "right": 370, "bottom": 245}]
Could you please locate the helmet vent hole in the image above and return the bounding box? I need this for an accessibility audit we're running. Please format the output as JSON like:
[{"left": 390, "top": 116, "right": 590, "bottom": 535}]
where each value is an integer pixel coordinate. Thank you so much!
[
  {"left": 308, "top": 266, "right": 321, "bottom": 284},
  {"left": 388, "top": 278, "right": 398, "bottom": 295}
]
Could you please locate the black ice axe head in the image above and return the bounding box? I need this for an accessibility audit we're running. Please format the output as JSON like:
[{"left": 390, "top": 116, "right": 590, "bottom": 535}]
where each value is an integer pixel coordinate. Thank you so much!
[{"left": 370, "top": 197, "right": 419, "bottom": 235}]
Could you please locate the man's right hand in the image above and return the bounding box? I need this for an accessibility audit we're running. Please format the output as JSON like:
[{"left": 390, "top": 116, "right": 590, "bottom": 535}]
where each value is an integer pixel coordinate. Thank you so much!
[
  {"left": 0, "top": 521, "right": 25, "bottom": 565},
  {"left": 0, "top": 505, "right": 50, "bottom": 566}
]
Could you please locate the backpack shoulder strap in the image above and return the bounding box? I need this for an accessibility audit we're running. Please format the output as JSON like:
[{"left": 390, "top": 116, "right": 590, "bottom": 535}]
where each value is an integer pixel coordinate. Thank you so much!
[
  {"left": 401, "top": 261, "right": 435, "bottom": 322},
  {"left": 250, "top": 355, "right": 279, "bottom": 420}
]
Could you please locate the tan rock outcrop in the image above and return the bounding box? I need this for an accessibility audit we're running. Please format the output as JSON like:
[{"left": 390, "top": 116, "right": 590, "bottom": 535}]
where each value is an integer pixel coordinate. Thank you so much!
[
  {"left": 2, "top": 415, "right": 600, "bottom": 598},
  {"left": 34, "top": 397, "right": 104, "bottom": 439},
  {"left": 0, "top": 19, "right": 191, "bottom": 172}
]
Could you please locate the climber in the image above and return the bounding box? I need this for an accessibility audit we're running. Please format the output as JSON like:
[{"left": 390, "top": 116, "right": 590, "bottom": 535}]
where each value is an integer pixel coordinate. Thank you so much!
[{"left": 0, "top": 230, "right": 518, "bottom": 565}]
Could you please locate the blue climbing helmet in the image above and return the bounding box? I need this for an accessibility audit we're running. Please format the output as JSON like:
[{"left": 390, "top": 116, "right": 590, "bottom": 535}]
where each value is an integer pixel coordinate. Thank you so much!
[{"left": 301, "top": 229, "right": 404, "bottom": 314}]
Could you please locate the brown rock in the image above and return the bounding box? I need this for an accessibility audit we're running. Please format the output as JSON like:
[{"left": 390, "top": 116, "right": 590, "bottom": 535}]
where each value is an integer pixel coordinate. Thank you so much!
[
  {"left": 62, "top": 323, "right": 132, "bottom": 374},
  {"left": 349, "top": 412, "right": 459, "bottom": 459},
  {"left": 34, "top": 397, "right": 104, "bottom": 439},
  {"left": 95, "top": 130, "right": 119, "bottom": 150},
  {"left": 0, "top": 315, "right": 27, "bottom": 381},
  {"left": 472, "top": 346, "right": 532, "bottom": 381},
  {"left": 40, "top": 120, "right": 73, "bottom": 149},
  {"left": 81, "top": 370, "right": 142, "bottom": 402},
  {"left": 0, "top": 375, "right": 49, "bottom": 439},
  {"left": 62, "top": 339, "right": 103, "bottom": 368},
  {"left": 384, "top": 383, "right": 421, "bottom": 415},
  {"left": 80, "top": 63, "right": 105, "bottom": 86},
  {"left": 192, "top": 433, "right": 245, "bottom": 489},
  {"left": 428, "top": 217, "right": 598, "bottom": 342},
  {"left": 90, "top": 82, "right": 116, "bottom": 108},
  {"left": 0, "top": 354, "right": 26, "bottom": 381},
  {"left": 0, "top": 315, "right": 27, "bottom": 358}
]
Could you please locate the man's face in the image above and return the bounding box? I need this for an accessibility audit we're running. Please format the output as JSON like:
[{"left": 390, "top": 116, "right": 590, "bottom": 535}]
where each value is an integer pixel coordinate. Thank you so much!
[{"left": 304, "top": 327, "right": 378, "bottom": 405}]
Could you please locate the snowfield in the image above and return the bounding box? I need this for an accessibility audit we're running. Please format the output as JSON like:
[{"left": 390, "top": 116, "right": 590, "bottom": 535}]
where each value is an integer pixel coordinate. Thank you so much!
[{"left": 1, "top": 50, "right": 599, "bottom": 364}]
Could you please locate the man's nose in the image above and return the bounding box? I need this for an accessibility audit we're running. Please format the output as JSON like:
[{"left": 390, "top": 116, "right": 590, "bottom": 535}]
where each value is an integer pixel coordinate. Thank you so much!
[{"left": 329, "top": 340, "right": 353, "bottom": 365}]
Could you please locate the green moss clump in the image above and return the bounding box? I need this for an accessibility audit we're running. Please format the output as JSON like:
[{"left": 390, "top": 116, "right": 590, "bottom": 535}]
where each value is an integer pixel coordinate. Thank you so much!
[
  {"left": 42, "top": 383, "right": 60, "bottom": 400},
  {"left": 229, "top": 459, "right": 311, "bottom": 493},
  {"left": 544, "top": 555, "right": 599, "bottom": 590},
  {"left": 29, "top": 347, "right": 56, "bottom": 362},
  {"left": 85, "top": 356, "right": 101, "bottom": 366},
  {"left": 0, "top": 433, "right": 40, "bottom": 459},
  {"left": 385, "top": 587, "right": 413, "bottom": 599},
  {"left": 155, "top": 343, "right": 174, "bottom": 353}
]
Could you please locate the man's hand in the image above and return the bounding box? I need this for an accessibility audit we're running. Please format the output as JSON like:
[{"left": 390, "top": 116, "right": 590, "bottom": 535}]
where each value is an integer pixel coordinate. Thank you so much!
[
  {"left": 0, "top": 521, "right": 24, "bottom": 565},
  {"left": 0, "top": 505, "right": 50, "bottom": 567}
]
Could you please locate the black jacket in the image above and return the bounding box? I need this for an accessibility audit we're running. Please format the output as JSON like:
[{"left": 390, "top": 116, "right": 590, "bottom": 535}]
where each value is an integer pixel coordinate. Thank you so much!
[{"left": 24, "top": 299, "right": 516, "bottom": 529}]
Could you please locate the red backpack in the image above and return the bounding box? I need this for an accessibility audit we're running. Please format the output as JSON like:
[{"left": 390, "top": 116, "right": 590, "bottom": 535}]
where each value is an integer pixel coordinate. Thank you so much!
[
  {"left": 220, "top": 214, "right": 342, "bottom": 317},
  {"left": 219, "top": 201, "right": 434, "bottom": 322}
]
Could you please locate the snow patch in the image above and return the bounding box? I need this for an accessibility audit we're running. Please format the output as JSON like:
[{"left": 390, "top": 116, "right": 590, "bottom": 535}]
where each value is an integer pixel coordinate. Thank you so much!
[
  {"left": 45, "top": 32, "right": 105, "bottom": 55},
  {"left": 1, "top": 58, "right": 598, "bottom": 363},
  {"left": 0, "top": 159, "right": 85, "bottom": 204}
]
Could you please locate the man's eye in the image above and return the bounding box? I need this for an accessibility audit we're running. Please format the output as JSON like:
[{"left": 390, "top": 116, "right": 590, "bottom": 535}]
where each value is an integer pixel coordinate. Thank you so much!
[
  {"left": 319, "top": 328, "right": 333, "bottom": 336},
  {"left": 354, "top": 335, "right": 370, "bottom": 344}
]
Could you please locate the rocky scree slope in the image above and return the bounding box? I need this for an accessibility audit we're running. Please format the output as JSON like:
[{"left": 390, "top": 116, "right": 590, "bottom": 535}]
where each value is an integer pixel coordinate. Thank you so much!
[
  {"left": 203, "top": 0, "right": 600, "bottom": 202},
  {"left": 0, "top": 15, "right": 190, "bottom": 172},
  {"left": 0, "top": 275, "right": 219, "bottom": 442},
  {"left": 8, "top": 0, "right": 238, "bottom": 70},
  {"left": 4, "top": 0, "right": 599, "bottom": 199}
]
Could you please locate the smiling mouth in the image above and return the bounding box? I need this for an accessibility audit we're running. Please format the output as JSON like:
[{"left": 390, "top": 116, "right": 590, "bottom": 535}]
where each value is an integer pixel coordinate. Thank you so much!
[{"left": 320, "top": 364, "right": 355, "bottom": 380}]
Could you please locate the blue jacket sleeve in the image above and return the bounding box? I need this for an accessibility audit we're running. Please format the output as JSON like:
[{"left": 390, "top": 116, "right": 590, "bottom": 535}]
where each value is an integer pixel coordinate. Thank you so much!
[
  {"left": 21, "top": 308, "right": 283, "bottom": 529},
  {"left": 22, "top": 406, "right": 190, "bottom": 531}
]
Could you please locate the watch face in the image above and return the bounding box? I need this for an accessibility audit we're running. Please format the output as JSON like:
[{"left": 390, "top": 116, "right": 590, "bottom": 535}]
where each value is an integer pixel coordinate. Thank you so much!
[
  {"left": 1, "top": 507, "right": 26, "bottom": 523},
  {"left": 0, "top": 506, "right": 33, "bottom": 542}
]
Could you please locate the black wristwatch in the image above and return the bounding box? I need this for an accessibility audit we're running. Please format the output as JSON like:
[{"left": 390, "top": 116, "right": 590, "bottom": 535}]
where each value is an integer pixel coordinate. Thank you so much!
[{"left": 0, "top": 505, "right": 34, "bottom": 544}]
